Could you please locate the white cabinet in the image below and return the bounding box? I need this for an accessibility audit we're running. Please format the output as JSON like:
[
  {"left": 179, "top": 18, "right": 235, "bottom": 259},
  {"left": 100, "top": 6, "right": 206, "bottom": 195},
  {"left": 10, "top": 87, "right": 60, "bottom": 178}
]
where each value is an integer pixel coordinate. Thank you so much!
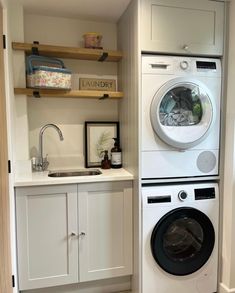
[
  {"left": 78, "top": 181, "right": 133, "bottom": 282},
  {"left": 15, "top": 184, "right": 78, "bottom": 290},
  {"left": 15, "top": 181, "right": 133, "bottom": 290},
  {"left": 140, "top": 0, "right": 224, "bottom": 56}
]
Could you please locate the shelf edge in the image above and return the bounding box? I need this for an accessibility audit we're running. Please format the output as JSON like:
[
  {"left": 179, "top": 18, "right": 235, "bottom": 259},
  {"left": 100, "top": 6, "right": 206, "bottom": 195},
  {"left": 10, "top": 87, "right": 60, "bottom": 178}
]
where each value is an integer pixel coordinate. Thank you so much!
[{"left": 14, "top": 88, "right": 124, "bottom": 99}]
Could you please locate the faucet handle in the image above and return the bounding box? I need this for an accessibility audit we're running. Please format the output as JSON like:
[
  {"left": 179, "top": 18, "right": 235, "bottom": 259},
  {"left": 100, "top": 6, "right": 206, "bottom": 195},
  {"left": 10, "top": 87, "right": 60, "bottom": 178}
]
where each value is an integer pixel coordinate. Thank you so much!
[
  {"left": 32, "top": 155, "right": 49, "bottom": 172},
  {"left": 42, "top": 155, "right": 49, "bottom": 171}
]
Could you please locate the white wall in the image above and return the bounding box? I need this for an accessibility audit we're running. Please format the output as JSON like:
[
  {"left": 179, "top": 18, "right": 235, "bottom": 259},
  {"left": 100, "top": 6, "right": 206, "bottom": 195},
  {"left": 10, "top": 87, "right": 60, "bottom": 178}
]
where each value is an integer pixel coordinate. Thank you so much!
[
  {"left": 220, "top": 1, "right": 235, "bottom": 293},
  {"left": 11, "top": 3, "right": 29, "bottom": 164},
  {"left": 14, "top": 13, "right": 120, "bottom": 170}
]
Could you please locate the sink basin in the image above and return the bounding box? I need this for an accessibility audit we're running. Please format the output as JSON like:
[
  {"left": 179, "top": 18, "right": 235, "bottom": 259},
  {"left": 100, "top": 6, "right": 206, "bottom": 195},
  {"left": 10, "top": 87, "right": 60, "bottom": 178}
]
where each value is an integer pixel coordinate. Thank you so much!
[{"left": 48, "top": 169, "right": 102, "bottom": 177}]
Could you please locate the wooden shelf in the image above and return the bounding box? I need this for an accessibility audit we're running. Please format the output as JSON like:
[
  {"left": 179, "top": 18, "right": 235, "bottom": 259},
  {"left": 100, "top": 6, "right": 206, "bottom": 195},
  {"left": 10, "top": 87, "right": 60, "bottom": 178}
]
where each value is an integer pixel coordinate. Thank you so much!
[
  {"left": 14, "top": 88, "right": 124, "bottom": 99},
  {"left": 12, "top": 42, "right": 123, "bottom": 62}
]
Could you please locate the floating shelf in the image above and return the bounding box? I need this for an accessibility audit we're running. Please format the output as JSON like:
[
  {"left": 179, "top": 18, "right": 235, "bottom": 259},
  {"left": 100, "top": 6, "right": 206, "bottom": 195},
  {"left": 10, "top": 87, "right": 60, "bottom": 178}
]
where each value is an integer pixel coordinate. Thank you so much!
[
  {"left": 14, "top": 88, "right": 124, "bottom": 99},
  {"left": 12, "top": 42, "right": 123, "bottom": 62}
]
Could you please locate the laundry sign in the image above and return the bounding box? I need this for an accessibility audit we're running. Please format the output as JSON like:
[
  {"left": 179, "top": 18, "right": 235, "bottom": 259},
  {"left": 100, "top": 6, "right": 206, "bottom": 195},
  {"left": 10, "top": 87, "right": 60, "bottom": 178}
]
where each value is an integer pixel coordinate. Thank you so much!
[{"left": 79, "top": 77, "right": 116, "bottom": 91}]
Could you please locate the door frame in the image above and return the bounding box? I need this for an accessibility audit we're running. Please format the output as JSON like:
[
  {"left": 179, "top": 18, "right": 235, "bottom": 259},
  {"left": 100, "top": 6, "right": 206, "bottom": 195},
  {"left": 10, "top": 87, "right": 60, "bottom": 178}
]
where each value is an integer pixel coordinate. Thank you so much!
[{"left": 0, "top": 3, "right": 12, "bottom": 293}]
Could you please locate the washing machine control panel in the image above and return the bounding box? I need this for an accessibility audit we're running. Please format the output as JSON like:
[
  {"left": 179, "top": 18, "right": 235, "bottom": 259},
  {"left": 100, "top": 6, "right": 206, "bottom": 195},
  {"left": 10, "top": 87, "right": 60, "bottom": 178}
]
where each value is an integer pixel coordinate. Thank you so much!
[
  {"left": 180, "top": 60, "right": 189, "bottom": 70},
  {"left": 178, "top": 190, "right": 188, "bottom": 201}
]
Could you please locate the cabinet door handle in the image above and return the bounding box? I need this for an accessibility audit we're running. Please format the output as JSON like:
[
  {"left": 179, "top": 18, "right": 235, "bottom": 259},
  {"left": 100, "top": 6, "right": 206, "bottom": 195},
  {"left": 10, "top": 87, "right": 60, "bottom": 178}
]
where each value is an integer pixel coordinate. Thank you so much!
[
  {"left": 71, "top": 232, "right": 77, "bottom": 237},
  {"left": 79, "top": 232, "right": 86, "bottom": 237},
  {"left": 182, "top": 44, "right": 189, "bottom": 51}
]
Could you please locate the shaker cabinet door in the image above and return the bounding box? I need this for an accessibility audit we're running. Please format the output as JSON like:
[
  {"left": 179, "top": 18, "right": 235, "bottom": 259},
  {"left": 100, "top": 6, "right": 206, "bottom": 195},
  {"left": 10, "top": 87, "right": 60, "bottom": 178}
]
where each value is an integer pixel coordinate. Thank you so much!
[
  {"left": 78, "top": 181, "right": 133, "bottom": 282},
  {"left": 15, "top": 184, "right": 78, "bottom": 290},
  {"left": 140, "top": 0, "right": 224, "bottom": 56}
]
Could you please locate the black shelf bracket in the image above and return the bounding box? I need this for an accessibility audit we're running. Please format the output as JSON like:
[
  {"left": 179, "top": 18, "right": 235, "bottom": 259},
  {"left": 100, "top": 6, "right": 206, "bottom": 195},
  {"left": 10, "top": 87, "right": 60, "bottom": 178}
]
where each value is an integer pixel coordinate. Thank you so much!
[
  {"left": 98, "top": 52, "right": 108, "bottom": 62},
  {"left": 33, "top": 90, "right": 41, "bottom": 98},
  {"left": 99, "top": 93, "right": 109, "bottom": 100},
  {"left": 32, "top": 41, "right": 39, "bottom": 55}
]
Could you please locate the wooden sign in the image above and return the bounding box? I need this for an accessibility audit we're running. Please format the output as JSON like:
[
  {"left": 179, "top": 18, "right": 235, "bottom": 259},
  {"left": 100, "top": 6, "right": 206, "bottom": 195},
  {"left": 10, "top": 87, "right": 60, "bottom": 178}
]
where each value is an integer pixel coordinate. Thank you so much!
[{"left": 79, "top": 77, "right": 116, "bottom": 91}]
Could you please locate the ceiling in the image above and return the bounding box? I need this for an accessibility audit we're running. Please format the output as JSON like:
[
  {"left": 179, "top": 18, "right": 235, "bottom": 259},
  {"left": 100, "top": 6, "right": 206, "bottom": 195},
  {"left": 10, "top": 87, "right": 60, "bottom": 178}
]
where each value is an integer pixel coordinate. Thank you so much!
[{"left": 16, "top": 0, "right": 132, "bottom": 22}]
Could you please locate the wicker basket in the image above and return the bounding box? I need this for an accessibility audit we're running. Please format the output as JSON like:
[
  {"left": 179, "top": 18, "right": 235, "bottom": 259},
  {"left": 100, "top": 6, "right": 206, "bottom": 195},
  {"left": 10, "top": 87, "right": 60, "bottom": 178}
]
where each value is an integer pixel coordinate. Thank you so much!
[{"left": 26, "top": 55, "right": 72, "bottom": 89}]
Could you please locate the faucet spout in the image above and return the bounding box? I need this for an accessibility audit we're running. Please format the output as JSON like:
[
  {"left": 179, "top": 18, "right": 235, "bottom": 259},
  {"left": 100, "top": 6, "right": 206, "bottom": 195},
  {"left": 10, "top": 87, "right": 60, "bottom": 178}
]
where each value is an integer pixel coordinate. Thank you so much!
[{"left": 35, "top": 123, "right": 64, "bottom": 171}]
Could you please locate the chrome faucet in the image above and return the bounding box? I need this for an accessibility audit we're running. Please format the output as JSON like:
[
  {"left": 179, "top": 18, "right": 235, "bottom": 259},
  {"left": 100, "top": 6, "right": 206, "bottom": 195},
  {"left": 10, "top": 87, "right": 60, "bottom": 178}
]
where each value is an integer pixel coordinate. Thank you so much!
[{"left": 32, "top": 123, "right": 64, "bottom": 171}]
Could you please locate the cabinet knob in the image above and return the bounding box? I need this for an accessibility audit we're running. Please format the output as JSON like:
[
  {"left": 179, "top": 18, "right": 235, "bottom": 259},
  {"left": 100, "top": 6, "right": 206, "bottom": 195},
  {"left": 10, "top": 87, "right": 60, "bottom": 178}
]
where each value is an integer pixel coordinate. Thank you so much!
[
  {"left": 71, "top": 232, "right": 77, "bottom": 237},
  {"left": 79, "top": 232, "right": 86, "bottom": 237},
  {"left": 182, "top": 44, "right": 189, "bottom": 51}
]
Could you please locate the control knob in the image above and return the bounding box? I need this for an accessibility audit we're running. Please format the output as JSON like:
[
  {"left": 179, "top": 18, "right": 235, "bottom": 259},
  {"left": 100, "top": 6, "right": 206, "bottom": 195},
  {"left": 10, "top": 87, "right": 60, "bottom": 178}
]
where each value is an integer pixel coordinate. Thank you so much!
[
  {"left": 180, "top": 61, "right": 189, "bottom": 70},
  {"left": 178, "top": 190, "right": 188, "bottom": 201}
]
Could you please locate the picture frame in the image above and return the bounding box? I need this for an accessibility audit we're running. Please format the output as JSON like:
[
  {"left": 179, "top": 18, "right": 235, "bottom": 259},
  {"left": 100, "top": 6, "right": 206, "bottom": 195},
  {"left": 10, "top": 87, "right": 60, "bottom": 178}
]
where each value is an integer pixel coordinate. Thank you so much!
[{"left": 85, "top": 121, "right": 120, "bottom": 168}]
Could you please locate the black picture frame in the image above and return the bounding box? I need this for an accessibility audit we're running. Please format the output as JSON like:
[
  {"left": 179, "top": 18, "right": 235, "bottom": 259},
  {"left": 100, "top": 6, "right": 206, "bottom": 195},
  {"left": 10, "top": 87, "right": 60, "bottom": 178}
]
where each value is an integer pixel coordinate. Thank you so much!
[{"left": 85, "top": 121, "right": 120, "bottom": 168}]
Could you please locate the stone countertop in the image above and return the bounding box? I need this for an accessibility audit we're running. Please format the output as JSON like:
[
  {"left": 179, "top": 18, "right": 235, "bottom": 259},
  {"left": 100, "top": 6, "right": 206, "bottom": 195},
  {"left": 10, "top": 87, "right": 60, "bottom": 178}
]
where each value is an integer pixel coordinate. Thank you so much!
[{"left": 14, "top": 168, "right": 134, "bottom": 187}]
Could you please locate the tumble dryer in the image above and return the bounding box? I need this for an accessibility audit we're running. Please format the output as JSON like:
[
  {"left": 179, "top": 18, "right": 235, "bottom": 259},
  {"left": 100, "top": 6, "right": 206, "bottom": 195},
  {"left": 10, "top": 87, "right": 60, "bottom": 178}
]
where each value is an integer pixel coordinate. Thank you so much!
[
  {"left": 142, "top": 182, "right": 219, "bottom": 293},
  {"left": 141, "top": 55, "right": 221, "bottom": 180}
]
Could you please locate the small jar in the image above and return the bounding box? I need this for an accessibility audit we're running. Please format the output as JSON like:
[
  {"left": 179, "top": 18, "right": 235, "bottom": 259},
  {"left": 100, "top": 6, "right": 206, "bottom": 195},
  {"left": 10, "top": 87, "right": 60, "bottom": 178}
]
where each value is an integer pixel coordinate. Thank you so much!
[{"left": 83, "top": 32, "right": 102, "bottom": 49}]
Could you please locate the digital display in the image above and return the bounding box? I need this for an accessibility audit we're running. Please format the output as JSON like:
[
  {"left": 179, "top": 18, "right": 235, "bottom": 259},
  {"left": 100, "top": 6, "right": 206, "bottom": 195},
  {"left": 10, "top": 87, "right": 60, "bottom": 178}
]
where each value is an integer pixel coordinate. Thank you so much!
[
  {"left": 196, "top": 61, "right": 216, "bottom": 70},
  {"left": 195, "top": 188, "right": 215, "bottom": 200}
]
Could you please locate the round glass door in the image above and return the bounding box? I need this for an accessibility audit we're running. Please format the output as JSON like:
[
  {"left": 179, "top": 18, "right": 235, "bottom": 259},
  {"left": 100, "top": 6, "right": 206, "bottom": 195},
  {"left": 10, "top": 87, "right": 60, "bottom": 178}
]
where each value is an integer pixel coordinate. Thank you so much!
[
  {"left": 150, "top": 79, "right": 214, "bottom": 149},
  {"left": 151, "top": 207, "right": 215, "bottom": 276}
]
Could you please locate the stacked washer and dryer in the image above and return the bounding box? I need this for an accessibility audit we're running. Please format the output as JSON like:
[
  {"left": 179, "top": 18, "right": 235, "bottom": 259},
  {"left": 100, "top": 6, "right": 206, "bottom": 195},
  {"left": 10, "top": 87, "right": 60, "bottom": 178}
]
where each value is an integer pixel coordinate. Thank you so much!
[{"left": 141, "top": 55, "right": 221, "bottom": 293}]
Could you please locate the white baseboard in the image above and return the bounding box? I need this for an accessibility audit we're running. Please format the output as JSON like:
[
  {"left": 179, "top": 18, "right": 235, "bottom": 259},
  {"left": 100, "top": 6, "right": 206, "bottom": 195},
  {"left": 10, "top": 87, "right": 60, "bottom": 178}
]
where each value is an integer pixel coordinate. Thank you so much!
[
  {"left": 219, "top": 283, "right": 235, "bottom": 293},
  {"left": 21, "top": 277, "right": 131, "bottom": 293}
]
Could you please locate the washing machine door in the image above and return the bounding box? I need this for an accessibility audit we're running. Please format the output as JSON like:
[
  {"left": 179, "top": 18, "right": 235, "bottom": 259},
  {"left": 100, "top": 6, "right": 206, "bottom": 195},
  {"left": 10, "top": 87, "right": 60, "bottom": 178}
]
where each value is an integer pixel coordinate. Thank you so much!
[
  {"left": 151, "top": 207, "right": 215, "bottom": 276},
  {"left": 150, "top": 78, "right": 214, "bottom": 149}
]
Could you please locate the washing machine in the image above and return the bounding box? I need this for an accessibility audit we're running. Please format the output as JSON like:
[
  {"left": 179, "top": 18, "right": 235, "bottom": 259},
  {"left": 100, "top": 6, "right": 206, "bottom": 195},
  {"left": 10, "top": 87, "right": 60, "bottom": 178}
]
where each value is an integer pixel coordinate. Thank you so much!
[
  {"left": 142, "top": 182, "right": 219, "bottom": 293},
  {"left": 141, "top": 55, "right": 221, "bottom": 180}
]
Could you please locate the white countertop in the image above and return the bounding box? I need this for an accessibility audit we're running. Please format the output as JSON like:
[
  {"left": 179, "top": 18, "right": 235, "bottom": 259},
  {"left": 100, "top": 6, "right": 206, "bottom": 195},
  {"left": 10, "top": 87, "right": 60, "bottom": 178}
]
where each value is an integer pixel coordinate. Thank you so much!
[{"left": 14, "top": 168, "right": 134, "bottom": 187}]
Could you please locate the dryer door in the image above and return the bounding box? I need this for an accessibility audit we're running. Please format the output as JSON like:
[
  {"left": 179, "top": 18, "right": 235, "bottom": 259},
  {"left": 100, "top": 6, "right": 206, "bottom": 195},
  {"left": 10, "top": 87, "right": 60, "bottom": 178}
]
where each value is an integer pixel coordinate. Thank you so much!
[
  {"left": 150, "top": 78, "right": 214, "bottom": 149},
  {"left": 151, "top": 207, "right": 215, "bottom": 276}
]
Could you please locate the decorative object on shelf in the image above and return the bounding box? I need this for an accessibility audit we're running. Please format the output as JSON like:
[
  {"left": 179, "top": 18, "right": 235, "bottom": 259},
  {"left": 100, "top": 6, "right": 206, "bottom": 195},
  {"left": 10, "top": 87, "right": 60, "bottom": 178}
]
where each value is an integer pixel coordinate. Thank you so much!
[
  {"left": 85, "top": 121, "right": 119, "bottom": 168},
  {"left": 79, "top": 77, "right": 116, "bottom": 91},
  {"left": 26, "top": 55, "right": 72, "bottom": 89},
  {"left": 101, "top": 150, "right": 111, "bottom": 169},
  {"left": 83, "top": 32, "right": 103, "bottom": 49},
  {"left": 71, "top": 74, "right": 117, "bottom": 91}
]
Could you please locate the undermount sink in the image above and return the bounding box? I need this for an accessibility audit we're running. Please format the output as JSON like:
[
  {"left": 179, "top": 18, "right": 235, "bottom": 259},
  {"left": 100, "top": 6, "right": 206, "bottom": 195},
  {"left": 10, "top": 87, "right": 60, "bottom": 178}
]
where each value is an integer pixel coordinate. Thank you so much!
[{"left": 48, "top": 169, "right": 102, "bottom": 177}]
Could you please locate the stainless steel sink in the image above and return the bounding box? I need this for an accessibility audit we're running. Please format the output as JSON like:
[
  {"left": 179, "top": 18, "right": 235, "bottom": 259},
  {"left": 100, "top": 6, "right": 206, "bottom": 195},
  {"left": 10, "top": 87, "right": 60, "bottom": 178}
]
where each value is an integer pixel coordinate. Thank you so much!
[{"left": 48, "top": 169, "right": 102, "bottom": 177}]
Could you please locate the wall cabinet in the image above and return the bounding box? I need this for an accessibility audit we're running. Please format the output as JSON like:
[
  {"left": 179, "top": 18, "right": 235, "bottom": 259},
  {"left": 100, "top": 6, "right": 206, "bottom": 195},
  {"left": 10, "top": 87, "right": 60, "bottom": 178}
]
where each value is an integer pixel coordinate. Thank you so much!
[
  {"left": 15, "top": 181, "right": 133, "bottom": 290},
  {"left": 140, "top": 0, "right": 224, "bottom": 56}
]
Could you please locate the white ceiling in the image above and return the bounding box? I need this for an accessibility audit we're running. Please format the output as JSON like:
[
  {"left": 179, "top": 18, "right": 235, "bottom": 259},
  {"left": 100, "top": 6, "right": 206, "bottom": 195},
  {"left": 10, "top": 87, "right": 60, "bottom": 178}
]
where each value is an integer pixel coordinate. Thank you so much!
[{"left": 16, "top": 0, "right": 132, "bottom": 22}]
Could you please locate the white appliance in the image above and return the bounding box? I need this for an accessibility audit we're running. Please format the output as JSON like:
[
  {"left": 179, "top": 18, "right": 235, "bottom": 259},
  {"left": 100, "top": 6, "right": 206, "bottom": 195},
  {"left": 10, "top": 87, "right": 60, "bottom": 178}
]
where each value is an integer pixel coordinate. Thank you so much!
[
  {"left": 141, "top": 55, "right": 221, "bottom": 180},
  {"left": 142, "top": 182, "right": 219, "bottom": 293}
]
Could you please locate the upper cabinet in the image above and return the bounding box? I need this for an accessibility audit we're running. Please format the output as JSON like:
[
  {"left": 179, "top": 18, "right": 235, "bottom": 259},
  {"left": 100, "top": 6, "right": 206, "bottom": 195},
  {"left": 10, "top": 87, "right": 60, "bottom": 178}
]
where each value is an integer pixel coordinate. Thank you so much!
[{"left": 140, "top": 0, "right": 224, "bottom": 56}]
